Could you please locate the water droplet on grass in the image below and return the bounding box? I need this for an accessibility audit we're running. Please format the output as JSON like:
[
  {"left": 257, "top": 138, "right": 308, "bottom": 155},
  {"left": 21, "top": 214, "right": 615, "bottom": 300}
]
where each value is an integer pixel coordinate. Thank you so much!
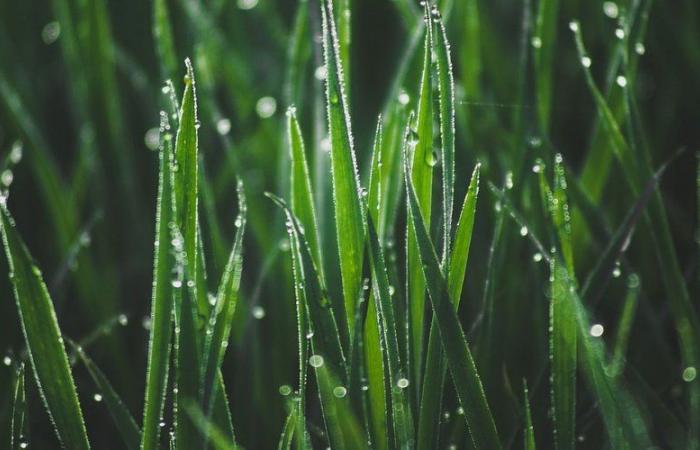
[
  {"left": 315, "top": 65, "right": 327, "bottom": 81},
  {"left": 519, "top": 226, "right": 529, "bottom": 237},
  {"left": 145, "top": 128, "right": 160, "bottom": 150},
  {"left": 237, "top": 0, "right": 258, "bottom": 10},
  {"left": 531, "top": 36, "right": 542, "bottom": 48},
  {"left": 3, "top": 356, "right": 11, "bottom": 366},
  {"left": 279, "top": 385, "right": 292, "bottom": 396},
  {"left": 333, "top": 386, "right": 347, "bottom": 398},
  {"left": 603, "top": 2, "right": 619, "bottom": 18},
  {"left": 118, "top": 314, "right": 128, "bottom": 326},
  {"left": 309, "top": 354, "right": 324, "bottom": 368},
  {"left": 10, "top": 142, "right": 23, "bottom": 164},
  {"left": 614, "top": 28, "right": 625, "bottom": 39},
  {"left": 1, "top": 170, "right": 13, "bottom": 187},
  {"left": 252, "top": 306, "right": 266, "bottom": 319},
  {"left": 635, "top": 42, "right": 646, "bottom": 55},
  {"left": 683, "top": 366, "right": 697, "bottom": 382},
  {"left": 616, "top": 75, "right": 627, "bottom": 88},
  {"left": 94, "top": 393, "right": 103, "bottom": 402},
  {"left": 41, "top": 21, "right": 61, "bottom": 44},
  {"left": 398, "top": 90, "right": 410, "bottom": 105},
  {"left": 589, "top": 324, "right": 604, "bottom": 337},
  {"left": 581, "top": 56, "right": 592, "bottom": 68},
  {"left": 256, "top": 97, "right": 277, "bottom": 118},
  {"left": 568, "top": 21, "right": 579, "bottom": 32},
  {"left": 216, "top": 118, "right": 231, "bottom": 135},
  {"left": 396, "top": 378, "right": 409, "bottom": 389}
]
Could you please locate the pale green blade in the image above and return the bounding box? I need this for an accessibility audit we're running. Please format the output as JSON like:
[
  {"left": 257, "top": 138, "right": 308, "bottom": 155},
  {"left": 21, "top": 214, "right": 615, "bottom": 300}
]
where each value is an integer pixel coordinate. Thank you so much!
[
  {"left": 523, "top": 380, "right": 536, "bottom": 450},
  {"left": 533, "top": 0, "right": 559, "bottom": 133},
  {"left": 0, "top": 205, "right": 90, "bottom": 450},
  {"left": 320, "top": 0, "right": 366, "bottom": 333},
  {"left": 10, "top": 364, "right": 26, "bottom": 450}
]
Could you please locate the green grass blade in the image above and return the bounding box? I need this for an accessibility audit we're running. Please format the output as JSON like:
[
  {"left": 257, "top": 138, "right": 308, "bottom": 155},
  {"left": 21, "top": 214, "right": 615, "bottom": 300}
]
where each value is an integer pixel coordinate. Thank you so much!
[
  {"left": 408, "top": 4, "right": 435, "bottom": 393},
  {"left": 321, "top": 0, "right": 366, "bottom": 333},
  {"left": 71, "top": 342, "right": 141, "bottom": 450},
  {"left": 288, "top": 108, "right": 323, "bottom": 275},
  {"left": 277, "top": 406, "right": 296, "bottom": 450},
  {"left": 432, "top": 9, "right": 456, "bottom": 264},
  {"left": 533, "top": 0, "right": 558, "bottom": 133},
  {"left": 183, "top": 402, "right": 236, "bottom": 450},
  {"left": 366, "top": 212, "right": 414, "bottom": 448},
  {"left": 417, "top": 164, "right": 480, "bottom": 450},
  {"left": 608, "top": 274, "right": 641, "bottom": 378},
  {"left": 201, "top": 180, "right": 246, "bottom": 423},
  {"left": 549, "top": 260, "right": 577, "bottom": 450},
  {"left": 0, "top": 205, "right": 90, "bottom": 450},
  {"left": 141, "top": 117, "right": 176, "bottom": 450},
  {"left": 523, "top": 380, "right": 536, "bottom": 450},
  {"left": 153, "top": 0, "right": 178, "bottom": 83},
  {"left": 10, "top": 364, "right": 26, "bottom": 450},
  {"left": 404, "top": 159, "right": 501, "bottom": 450}
]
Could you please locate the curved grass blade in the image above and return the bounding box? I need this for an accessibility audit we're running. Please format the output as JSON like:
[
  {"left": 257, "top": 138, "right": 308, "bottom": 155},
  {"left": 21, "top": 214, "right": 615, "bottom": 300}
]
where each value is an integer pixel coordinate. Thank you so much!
[
  {"left": 432, "top": 8, "right": 456, "bottom": 264},
  {"left": 404, "top": 159, "right": 501, "bottom": 450},
  {"left": 0, "top": 205, "right": 90, "bottom": 450},
  {"left": 418, "top": 164, "right": 480, "bottom": 450},
  {"left": 366, "top": 213, "right": 414, "bottom": 448},
  {"left": 523, "top": 380, "right": 536, "bottom": 450},
  {"left": 71, "top": 342, "right": 141, "bottom": 450},
  {"left": 320, "top": 0, "right": 366, "bottom": 333},
  {"left": 201, "top": 181, "right": 246, "bottom": 426},
  {"left": 10, "top": 364, "right": 26, "bottom": 450},
  {"left": 288, "top": 108, "right": 323, "bottom": 275},
  {"left": 277, "top": 406, "right": 296, "bottom": 450},
  {"left": 408, "top": 3, "right": 435, "bottom": 393},
  {"left": 549, "top": 260, "right": 577, "bottom": 450},
  {"left": 140, "top": 116, "right": 176, "bottom": 450}
]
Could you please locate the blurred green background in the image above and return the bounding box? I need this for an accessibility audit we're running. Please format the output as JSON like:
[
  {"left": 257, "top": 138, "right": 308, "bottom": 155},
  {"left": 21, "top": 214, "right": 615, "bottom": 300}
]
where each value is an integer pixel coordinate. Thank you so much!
[{"left": 0, "top": 0, "right": 699, "bottom": 448}]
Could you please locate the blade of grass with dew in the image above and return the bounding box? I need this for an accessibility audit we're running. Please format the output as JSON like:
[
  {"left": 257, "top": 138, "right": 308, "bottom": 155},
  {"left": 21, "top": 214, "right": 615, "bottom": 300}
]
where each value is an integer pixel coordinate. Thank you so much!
[
  {"left": 366, "top": 212, "right": 414, "bottom": 448},
  {"left": 321, "top": 0, "right": 365, "bottom": 333},
  {"left": 267, "top": 193, "right": 350, "bottom": 448},
  {"left": 364, "top": 116, "right": 389, "bottom": 450},
  {"left": 608, "top": 274, "right": 641, "bottom": 378},
  {"left": 549, "top": 258, "right": 576, "bottom": 450},
  {"left": 0, "top": 205, "right": 90, "bottom": 450},
  {"left": 10, "top": 364, "right": 26, "bottom": 450},
  {"left": 184, "top": 402, "right": 236, "bottom": 450},
  {"left": 418, "top": 164, "right": 480, "bottom": 450},
  {"left": 201, "top": 180, "right": 246, "bottom": 429},
  {"left": 335, "top": 0, "right": 351, "bottom": 96},
  {"left": 404, "top": 159, "right": 501, "bottom": 450},
  {"left": 284, "top": 0, "right": 311, "bottom": 107},
  {"left": 153, "top": 0, "right": 178, "bottom": 84},
  {"left": 71, "top": 342, "right": 141, "bottom": 450},
  {"left": 288, "top": 108, "right": 323, "bottom": 274},
  {"left": 407, "top": 4, "right": 435, "bottom": 394},
  {"left": 523, "top": 380, "right": 536, "bottom": 450},
  {"left": 277, "top": 406, "right": 296, "bottom": 450},
  {"left": 533, "top": 0, "right": 558, "bottom": 133},
  {"left": 140, "top": 114, "right": 176, "bottom": 450},
  {"left": 432, "top": 8, "right": 456, "bottom": 264}
]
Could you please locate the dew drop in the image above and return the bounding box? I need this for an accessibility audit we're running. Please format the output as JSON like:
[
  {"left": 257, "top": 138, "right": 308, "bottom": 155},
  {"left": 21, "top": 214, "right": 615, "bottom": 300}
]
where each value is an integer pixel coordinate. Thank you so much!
[
  {"left": 144, "top": 127, "right": 160, "bottom": 150},
  {"left": 333, "top": 386, "right": 347, "bottom": 398},
  {"left": 398, "top": 90, "right": 410, "bottom": 105},
  {"left": 216, "top": 118, "right": 231, "bottom": 135},
  {"left": 256, "top": 96, "right": 277, "bottom": 118},
  {"left": 314, "top": 65, "right": 328, "bottom": 81},
  {"left": 10, "top": 142, "right": 23, "bottom": 164},
  {"left": 426, "top": 150, "right": 439, "bottom": 167},
  {"left": 3, "top": 356, "right": 11, "bottom": 366},
  {"left": 581, "top": 56, "right": 592, "bottom": 68},
  {"left": 320, "top": 137, "right": 332, "bottom": 153},
  {"left": 396, "top": 378, "right": 410, "bottom": 389},
  {"left": 237, "top": 0, "right": 258, "bottom": 10},
  {"left": 142, "top": 316, "right": 152, "bottom": 330},
  {"left": 519, "top": 226, "right": 529, "bottom": 237},
  {"left": 234, "top": 216, "right": 243, "bottom": 228},
  {"left": 118, "top": 314, "right": 128, "bottom": 326},
  {"left": 683, "top": 366, "right": 697, "bottom": 382},
  {"left": 505, "top": 171, "right": 514, "bottom": 189},
  {"left": 531, "top": 36, "right": 542, "bottom": 49},
  {"left": 568, "top": 21, "right": 579, "bottom": 32},
  {"left": 306, "top": 330, "right": 314, "bottom": 339},
  {"left": 456, "top": 406, "right": 464, "bottom": 415},
  {"left": 309, "top": 354, "right": 324, "bottom": 368},
  {"left": 634, "top": 42, "right": 646, "bottom": 55},
  {"left": 41, "top": 21, "right": 61, "bottom": 44},
  {"left": 603, "top": 2, "right": 619, "bottom": 19},
  {"left": 533, "top": 253, "right": 543, "bottom": 263},
  {"left": 94, "top": 393, "right": 103, "bottom": 402},
  {"left": 616, "top": 75, "right": 627, "bottom": 88},
  {"left": 161, "top": 85, "right": 171, "bottom": 94},
  {"left": 614, "top": 28, "right": 625, "bottom": 39},
  {"left": 20, "top": 442, "right": 28, "bottom": 449},
  {"left": 252, "top": 306, "right": 266, "bottom": 319},
  {"left": 171, "top": 279, "right": 182, "bottom": 288},
  {"left": 279, "top": 385, "right": 292, "bottom": 396},
  {"left": 1, "top": 170, "right": 13, "bottom": 187},
  {"left": 589, "top": 324, "right": 604, "bottom": 337}
]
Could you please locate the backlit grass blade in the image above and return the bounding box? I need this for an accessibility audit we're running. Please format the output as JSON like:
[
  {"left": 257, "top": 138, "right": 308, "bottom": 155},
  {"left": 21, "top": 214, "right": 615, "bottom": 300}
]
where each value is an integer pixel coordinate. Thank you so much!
[
  {"left": 523, "top": 380, "right": 536, "bottom": 450},
  {"left": 608, "top": 274, "right": 641, "bottom": 378},
  {"left": 533, "top": 0, "right": 558, "bottom": 133},
  {"left": 0, "top": 205, "right": 90, "bottom": 450},
  {"left": 404, "top": 159, "right": 501, "bottom": 450},
  {"left": 71, "top": 342, "right": 141, "bottom": 450},
  {"left": 10, "top": 364, "right": 26, "bottom": 450},
  {"left": 408, "top": 4, "right": 435, "bottom": 393},
  {"left": 418, "top": 164, "right": 480, "bottom": 450},
  {"left": 549, "top": 260, "right": 576, "bottom": 450},
  {"left": 201, "top": 180, "right": 246, "bottom": 424},
  {"left": 153, "top": 0, "right": 178, "bottom": 83},
  {"left": 277, "top": 406, "right": 296, "bottom": 450},
  {"left": 184, "top": 402, "right": 237, "bottom": 450},
  {"left": 284, "top": 0, "right": 310, "bottom": 107},
  {"left": 321, "top": 0, "right": 365, "bottom": 332},
  {"left": 140, "top": 115, "right": 175, "bottom": 450},
  {"left": 288, "top": 108, "right": 323, "bottom": 274},
  {"left": 366, "top": 212, "right": 414, "bottom": 448},
  {"left": 267, "top": 193, "right": 350, "bottom": 448},
  {"left": 432, "top": 8, "right": 456, "bottom": 264}
]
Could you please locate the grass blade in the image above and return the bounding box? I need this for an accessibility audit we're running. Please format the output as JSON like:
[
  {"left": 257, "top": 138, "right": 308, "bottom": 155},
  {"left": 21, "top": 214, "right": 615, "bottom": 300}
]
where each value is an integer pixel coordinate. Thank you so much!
[
  {"left": 523, "top": 380, "right": 536, "bottom": 450},
  {"left": 71, "top": 342, "right": 141, "bottom": 450},
  {"left": 408, "top": 3, "right": 435, "bottom": 393},
  {"left": 549, "top": 260, "right": 577, "bottom": 450},
  {"left": 418, "top": 164, "right": 480, "bottom": 450},
  {"left": 153, "top": 0, "right": 178, "bottom": 83},
  {"left": 0, "top": 205, "right": 90, "bottom": 450},
  {"left": 321, "top": 0, "right": 366, "bottom": 332},
  {"left": 405, "top": 159, "right": 501, "bottom": 450},
  {"left": 608, "top": 274, "right": 641, "bottom": 378},
  {"left": 533, "top": 0, "right": 558, "bottom": 133},
  {"left": 10, "top": 364, "right": 26, "bottom": 450},
  {"left": 140, "top": 115, "right": 176, "bottom": 450}
]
